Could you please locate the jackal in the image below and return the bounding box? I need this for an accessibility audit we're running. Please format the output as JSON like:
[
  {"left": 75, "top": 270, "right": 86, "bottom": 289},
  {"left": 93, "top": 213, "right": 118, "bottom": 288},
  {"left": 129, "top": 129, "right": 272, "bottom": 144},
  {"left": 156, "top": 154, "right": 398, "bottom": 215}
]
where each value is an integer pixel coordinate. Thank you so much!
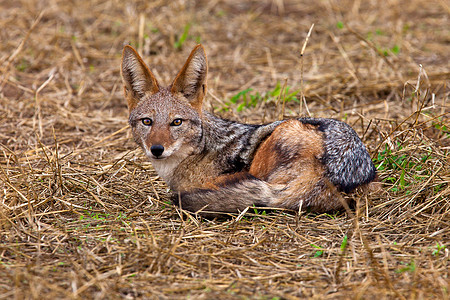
[{"left": 121, "top": 44, "right": 377, "bottom": 215}]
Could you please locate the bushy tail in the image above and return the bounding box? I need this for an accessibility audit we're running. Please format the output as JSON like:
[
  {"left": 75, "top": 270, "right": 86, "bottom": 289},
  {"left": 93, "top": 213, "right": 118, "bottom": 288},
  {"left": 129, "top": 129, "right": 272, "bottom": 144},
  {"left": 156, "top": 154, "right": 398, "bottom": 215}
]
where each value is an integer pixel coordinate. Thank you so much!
[{"left": 299, "top": 117, "right": 377, "bottom": 193}]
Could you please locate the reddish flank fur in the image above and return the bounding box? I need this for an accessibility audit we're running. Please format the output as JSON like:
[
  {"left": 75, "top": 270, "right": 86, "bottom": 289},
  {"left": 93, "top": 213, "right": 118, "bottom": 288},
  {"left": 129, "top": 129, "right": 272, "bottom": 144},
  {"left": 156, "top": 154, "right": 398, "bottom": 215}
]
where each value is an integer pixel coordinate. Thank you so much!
[
  {"left": 250, "top": 120, "right": 324, "bottom": 180},
  {"left": 120, "top": 44, "right": 377, "bottom": 216},
  {"left": 249, "top": 119, "right": 343, "bottom": 212}
]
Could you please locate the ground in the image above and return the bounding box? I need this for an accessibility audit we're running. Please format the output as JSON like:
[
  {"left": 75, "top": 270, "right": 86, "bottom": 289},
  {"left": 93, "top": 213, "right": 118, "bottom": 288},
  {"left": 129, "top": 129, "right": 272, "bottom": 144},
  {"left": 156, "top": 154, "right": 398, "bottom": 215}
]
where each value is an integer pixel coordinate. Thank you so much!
[{"left": 0, "top": 0, "right": 448, "bottom": 299}]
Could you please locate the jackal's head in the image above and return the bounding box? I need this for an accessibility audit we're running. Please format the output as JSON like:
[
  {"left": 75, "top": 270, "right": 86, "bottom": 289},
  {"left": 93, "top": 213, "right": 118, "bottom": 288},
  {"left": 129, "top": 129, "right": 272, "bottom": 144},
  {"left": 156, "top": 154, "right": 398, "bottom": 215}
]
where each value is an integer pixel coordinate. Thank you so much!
[{"left": 121, "top": 45, "right": 207, "bottom": 162}]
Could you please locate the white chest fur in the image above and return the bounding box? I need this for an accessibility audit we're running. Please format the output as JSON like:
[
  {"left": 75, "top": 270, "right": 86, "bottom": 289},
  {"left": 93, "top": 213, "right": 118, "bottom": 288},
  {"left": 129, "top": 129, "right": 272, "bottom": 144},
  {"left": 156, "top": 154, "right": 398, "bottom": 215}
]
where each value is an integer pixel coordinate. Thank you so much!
[{"left": 149, "top": 156, "right": 183, "bottom": 188}]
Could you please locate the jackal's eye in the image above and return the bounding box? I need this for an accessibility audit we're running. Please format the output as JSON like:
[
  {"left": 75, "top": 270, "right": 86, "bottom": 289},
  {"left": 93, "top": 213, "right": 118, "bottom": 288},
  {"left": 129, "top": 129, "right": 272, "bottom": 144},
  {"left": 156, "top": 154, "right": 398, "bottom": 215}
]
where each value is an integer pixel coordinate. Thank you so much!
[
  {"left": 141, "top": 118, "right": 152, "bottom": 126},
  {"left": 170, "top": 118, "right": 182, "bottom": 126}
]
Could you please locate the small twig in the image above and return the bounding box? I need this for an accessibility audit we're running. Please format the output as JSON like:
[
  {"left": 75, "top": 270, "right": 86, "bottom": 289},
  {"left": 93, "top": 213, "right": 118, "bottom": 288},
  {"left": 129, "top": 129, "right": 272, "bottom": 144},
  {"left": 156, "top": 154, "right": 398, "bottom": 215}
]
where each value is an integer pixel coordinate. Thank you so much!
[
  {"left": 138, "top": 13, "right": 145, "bottom": 54},
  {"left": 329, "top": 32, "right": 359, "bottom": 82},
  {"left": 35, "top": 68, "right": 56, "bottom": 137},
  {"left": 299, "top": 23, "right": 314, "bottom": 116},
  {"left": 3, "top": 11, "right": 45, "bottom": 66}
]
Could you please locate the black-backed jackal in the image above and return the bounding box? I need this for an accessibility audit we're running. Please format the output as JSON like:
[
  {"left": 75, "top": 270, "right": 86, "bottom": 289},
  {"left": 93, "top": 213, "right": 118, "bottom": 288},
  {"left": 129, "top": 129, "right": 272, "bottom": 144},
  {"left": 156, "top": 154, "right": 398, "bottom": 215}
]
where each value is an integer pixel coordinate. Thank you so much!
[{"left": 121, "top": 45, "right": 377, "bottom": 215}]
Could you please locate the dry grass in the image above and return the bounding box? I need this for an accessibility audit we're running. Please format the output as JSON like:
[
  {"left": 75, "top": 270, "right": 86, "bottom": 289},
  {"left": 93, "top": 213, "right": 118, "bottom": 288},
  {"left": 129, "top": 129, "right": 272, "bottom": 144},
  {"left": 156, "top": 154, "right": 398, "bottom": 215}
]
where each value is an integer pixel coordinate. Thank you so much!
[{"left": 0, "top": 0, "right": 448, "bottom": 299}]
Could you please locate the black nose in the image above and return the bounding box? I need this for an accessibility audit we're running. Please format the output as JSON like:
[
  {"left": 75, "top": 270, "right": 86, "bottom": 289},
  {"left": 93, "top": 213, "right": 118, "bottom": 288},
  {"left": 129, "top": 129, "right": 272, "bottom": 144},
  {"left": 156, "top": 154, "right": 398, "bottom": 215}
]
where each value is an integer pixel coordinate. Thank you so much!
[{"left": 150, "top": 144, "right": 164, "bottom": 157}]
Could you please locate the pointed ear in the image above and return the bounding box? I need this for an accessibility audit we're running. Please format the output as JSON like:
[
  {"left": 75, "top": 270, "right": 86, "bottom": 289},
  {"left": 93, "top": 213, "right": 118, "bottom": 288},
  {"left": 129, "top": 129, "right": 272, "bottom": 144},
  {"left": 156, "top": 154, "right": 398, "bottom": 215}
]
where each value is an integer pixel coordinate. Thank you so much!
[
  {"left": 171, "top": 44, "right": 208, "bottom": 110},
  {"left": 121, "top": 45, "right": 159, "bottom": 111}
]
